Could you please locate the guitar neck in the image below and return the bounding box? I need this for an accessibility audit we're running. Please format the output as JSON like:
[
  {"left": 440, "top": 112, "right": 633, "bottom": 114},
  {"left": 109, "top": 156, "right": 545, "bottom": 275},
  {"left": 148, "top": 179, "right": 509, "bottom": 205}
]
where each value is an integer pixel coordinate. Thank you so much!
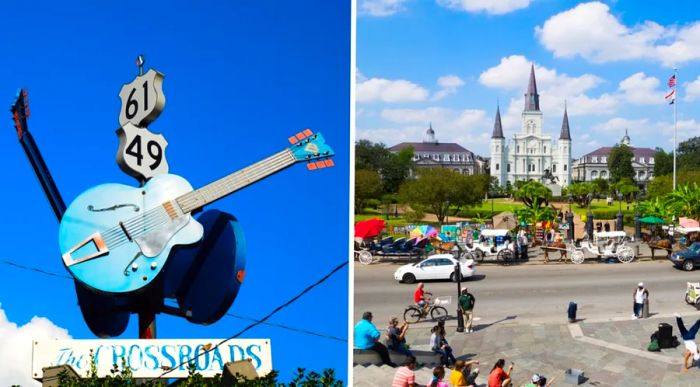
[{"left": 176, "top": 149, "right": 297, "bottom": 214}]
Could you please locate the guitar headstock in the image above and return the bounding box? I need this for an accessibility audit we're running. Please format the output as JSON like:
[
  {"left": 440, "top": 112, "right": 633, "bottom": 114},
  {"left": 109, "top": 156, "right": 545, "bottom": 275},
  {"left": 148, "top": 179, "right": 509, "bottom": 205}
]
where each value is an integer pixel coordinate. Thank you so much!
[
  {"left": 10, "top": 88, "right": 30, "bottom": 140},
  {"left": 288, "top": 129, "right": 335, "bottom": 170}
]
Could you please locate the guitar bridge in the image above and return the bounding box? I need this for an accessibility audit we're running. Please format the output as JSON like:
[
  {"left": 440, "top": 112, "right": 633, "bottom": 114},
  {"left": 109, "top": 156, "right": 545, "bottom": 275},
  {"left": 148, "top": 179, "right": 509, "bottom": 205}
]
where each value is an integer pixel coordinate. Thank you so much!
[{"left": 62, "top": 232, "right": 109, "bottom": 267}]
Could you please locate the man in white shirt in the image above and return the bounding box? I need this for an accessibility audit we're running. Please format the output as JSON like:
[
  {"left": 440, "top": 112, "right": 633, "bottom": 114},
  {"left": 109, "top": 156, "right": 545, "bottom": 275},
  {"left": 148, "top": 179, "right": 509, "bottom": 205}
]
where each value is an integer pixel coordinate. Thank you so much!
[{"left": 632, "top": 282, "right": 649, "bottom": 319}]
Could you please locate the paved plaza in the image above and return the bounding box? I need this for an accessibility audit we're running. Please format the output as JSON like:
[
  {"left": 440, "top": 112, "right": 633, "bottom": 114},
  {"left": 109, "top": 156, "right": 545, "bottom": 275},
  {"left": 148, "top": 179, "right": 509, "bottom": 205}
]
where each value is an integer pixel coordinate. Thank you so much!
[{"left": 354, "top": 246, "right": 700, "bottom": 386}]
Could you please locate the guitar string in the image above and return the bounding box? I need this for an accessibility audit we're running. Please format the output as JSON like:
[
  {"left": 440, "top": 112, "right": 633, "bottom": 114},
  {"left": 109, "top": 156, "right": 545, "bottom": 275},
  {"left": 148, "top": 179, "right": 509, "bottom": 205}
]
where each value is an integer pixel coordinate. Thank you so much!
[
  {"left": 177, "top": 150, "right": 290, "bottom": 211},
  {"left": 177, "top": 151, "right": 292, "bottom": 213},
  {"left": 92, "top": 149, "right": 300, "bottom": 251}
]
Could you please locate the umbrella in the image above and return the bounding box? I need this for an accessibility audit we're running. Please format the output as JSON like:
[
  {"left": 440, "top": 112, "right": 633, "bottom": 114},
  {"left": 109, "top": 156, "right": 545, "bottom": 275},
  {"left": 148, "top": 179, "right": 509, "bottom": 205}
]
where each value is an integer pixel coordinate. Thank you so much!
[
  {"left": 493, "top": 212, "right": 517, "bottom": 230},
  {"left": 680, "top": 217, "right": 700, "bottom": 228},
  {"left": 354, "top": 218, "right": 385, "bottom": 239},
  {"left": 410, "top": 225, "right": 438, "bottom": 238},
  {"left": 640, "top": 216, "right": 665, "bottom": 225}
]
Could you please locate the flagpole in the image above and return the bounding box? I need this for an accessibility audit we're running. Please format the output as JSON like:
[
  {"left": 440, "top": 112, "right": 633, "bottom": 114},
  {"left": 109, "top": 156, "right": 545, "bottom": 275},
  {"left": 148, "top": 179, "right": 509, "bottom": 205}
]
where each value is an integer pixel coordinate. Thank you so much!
[{"left": 673, "top": 68, "right": 677, "bottom": 191}]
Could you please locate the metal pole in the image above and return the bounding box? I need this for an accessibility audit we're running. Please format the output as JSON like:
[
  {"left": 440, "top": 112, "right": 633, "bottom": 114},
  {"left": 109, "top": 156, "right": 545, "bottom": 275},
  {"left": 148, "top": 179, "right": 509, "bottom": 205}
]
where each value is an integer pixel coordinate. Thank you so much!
[
  {"left": 139, "top": 310, "right": 156, "bottom": 339},
  {"left": 673, "top": 68, "right": 677, "bottom": 191},
  {"left": 455, "top": 262, "right": 464, "bottom": 333}
]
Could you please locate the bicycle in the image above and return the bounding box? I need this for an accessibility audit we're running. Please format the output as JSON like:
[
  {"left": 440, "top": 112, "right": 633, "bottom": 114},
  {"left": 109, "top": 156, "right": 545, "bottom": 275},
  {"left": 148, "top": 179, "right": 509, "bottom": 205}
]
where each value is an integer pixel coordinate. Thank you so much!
[{"left": 403, "top": 296, "right": 450, "bottom": 323}]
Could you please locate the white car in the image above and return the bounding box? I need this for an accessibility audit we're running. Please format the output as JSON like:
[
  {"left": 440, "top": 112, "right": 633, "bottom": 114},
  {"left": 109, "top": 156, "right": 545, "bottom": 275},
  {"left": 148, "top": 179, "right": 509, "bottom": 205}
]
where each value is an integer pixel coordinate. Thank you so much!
[{"left": 394, "top": 254, "right": 476, "bottom": 284}]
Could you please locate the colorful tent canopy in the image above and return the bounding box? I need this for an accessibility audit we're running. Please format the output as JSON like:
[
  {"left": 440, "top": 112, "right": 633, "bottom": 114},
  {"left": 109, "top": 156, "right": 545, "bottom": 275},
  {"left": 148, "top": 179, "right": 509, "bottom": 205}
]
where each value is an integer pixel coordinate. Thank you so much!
[{"left": 354, "top": 218, "right": 385, "bottom": 238}]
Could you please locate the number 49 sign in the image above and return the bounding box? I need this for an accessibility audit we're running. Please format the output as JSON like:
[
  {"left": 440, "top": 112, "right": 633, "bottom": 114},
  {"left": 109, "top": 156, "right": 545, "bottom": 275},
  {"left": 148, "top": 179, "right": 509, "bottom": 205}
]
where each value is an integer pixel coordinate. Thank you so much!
[{"left": 116, "top": 123, "right": 169, "bottom": 181}]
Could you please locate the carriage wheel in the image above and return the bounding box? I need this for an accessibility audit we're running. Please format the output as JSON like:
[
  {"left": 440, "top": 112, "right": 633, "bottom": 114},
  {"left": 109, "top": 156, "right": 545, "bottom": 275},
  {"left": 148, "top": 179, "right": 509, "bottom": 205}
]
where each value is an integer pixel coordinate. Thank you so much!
[
  {"left": 472, "top": 250, "right": 485, "bottom": 263},
  {"left": 497, "top": 250, "right": 513, "bottom": 265},
  {"left": 358, "top": 250, "right": 374, "bottom": 265},
  {"left": 616, "top": 245, "right": 635, "bottom": 263},
  {"left": 570, "top": 250, "right": 585, "bottom": 265}
]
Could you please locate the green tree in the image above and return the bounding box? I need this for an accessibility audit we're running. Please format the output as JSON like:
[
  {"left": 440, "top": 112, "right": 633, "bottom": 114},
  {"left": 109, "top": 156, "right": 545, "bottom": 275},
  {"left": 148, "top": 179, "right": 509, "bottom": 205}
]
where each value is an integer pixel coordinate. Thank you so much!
[
  {"left": 653, "top": 147, "right": 673, "bottom": 176},
  {"left": 607, "top": 144, "right": 635, "bottom": 182},
  {"left": 591, "top": 178, "right": 610, "bottom": 196},
  {"left": 646, "top": 175, "right": 673, "bottom": 199},
  {"left": 398, "top": 168, "right": 482, "bottom": 225},
  {"left": 611, "top": 178, "right": 640, "bottom": 204},
  {"left": 514, "top": 181, "right": 552, "bottom": 209},
  {"left": 514, "top": 201, "right": 554, "bottom": 225},
  {"left": 381, "top": 146, "right": 414, "bottom": 193},
  {"left": 355, "top": 139, "right": 390, "bottom": 172},
  {"left": 667, "top": 182, "right": 700, "bottom": 219},
  {"left": 678, "top": 136, "right": 700, "bottom": 170},
  {"left": 637, "top": 197, "right": 673, "bottom": 222},
  {"left": 355, "top": 169, "right": 382, "bottom": 213},
  {"left": 567, "top": 182, "right": 595, "bottom": 208}
]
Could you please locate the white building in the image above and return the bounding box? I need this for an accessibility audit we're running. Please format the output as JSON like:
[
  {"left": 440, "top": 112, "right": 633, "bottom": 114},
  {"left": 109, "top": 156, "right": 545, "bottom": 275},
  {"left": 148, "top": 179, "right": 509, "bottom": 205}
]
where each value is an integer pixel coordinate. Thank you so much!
[
  {"left": 572, "top": 130, "right": 656, "bottom": 183},
  {"left": 490, "top": 65, "right": 572, "bottom": 187}
]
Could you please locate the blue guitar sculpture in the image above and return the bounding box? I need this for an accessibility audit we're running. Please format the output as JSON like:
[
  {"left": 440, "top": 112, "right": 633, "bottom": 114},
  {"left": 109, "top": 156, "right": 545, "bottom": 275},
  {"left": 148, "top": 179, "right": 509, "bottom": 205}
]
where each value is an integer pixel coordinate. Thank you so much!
[{"left": 59, "top": 129, "right": 334, "bottom": 293}]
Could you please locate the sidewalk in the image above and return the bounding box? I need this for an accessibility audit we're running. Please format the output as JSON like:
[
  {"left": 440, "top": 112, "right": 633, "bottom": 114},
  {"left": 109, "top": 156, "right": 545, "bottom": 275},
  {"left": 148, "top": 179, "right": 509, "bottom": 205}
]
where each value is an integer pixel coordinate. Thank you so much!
[{"left": 354, "top": 311, "right": 700, "bottom": 386}]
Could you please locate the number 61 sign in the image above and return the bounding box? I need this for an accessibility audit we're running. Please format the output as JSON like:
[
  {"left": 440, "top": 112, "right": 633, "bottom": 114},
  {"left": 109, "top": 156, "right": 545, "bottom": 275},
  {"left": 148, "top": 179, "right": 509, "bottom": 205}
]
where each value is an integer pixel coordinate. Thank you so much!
[{"left": 118, "top": 69, "right": 165, "bottom": 128}]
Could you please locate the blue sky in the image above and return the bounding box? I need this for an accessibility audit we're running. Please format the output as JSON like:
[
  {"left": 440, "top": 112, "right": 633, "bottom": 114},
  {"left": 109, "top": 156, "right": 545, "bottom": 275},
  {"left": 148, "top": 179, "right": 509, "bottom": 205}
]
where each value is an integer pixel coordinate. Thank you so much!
[
  {"left": 357, "top": 0, "right": 700, "bottom": 159},
  {"left": 0, "top": 1, "right": 349, "bottom": 384}
]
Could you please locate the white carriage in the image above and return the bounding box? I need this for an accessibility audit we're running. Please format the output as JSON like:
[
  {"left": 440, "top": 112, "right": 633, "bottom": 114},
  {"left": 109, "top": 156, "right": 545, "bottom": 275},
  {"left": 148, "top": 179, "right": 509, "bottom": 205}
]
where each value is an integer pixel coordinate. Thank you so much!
[
  {"left": 459, "top": 229, "right": 516, "bottom": 262},
  {"left": 568, "top": 231, "right": 636, "bottom": 264}
]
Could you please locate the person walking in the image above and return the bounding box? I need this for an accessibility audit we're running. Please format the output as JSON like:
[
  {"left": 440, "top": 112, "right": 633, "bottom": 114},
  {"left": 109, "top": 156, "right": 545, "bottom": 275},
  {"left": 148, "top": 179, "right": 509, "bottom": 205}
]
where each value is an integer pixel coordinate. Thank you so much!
[
  {"left": 387, "top": 317, "right": 413, "bottom": 358},
  {"left": 632, "top": 282, "right": 649, "bottom": 319},
  {"left": 354, "top": 311, "right": 396, "bottom": 367},
  {"left": 392, "top": 356, "right": 417, "bottom": 387},
  {"left": 675, "top": 313, "right": 700, "bottom": 372},
  {"left": 459, "top": 288, "right": 476, "bottom": 333}
]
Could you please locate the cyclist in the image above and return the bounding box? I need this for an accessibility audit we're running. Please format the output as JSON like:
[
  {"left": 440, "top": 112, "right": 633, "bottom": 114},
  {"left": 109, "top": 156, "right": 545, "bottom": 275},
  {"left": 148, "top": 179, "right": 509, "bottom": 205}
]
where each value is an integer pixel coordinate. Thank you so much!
[{"left": 414, "top": 283, "right": 432, "bottom": 316}]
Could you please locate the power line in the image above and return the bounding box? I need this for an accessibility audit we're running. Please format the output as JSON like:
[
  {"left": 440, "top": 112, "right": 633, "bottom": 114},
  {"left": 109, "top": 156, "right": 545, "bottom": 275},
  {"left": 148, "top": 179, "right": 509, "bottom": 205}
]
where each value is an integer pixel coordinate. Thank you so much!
[
  {"left": 0, "top": 258, "right": 348, "bottom": 343},
  {"left": 153, "top": 260, "right": 348, "bottom": 380}
]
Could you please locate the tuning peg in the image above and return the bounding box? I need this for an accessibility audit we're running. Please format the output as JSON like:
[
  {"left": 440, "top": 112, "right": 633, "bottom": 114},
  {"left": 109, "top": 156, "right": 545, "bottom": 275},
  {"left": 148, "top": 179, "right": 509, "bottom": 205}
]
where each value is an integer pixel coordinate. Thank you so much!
[
  {"left": 324, "top": 159, "right": 334, "bottom": 167},
  {"left": 303, "top": 128, "right": 313, "bottom": 137},
  {"left": 288, "top": 136, "right": 299, "bottom": 144},
  {"left": 307, "top": 162, "right": 318, "bottom": 170},
  {"left": 315, "top": 160, "right": 325, "bottom": 169}
]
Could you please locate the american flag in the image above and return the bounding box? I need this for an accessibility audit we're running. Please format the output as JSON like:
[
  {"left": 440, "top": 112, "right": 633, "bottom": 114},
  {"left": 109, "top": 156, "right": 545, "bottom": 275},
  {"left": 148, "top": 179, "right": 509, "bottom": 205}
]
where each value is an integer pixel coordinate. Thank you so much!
[
  {"left": 665, "top": 89, "right": 675, "bottom": 105},
  {"left": 668, "top": 74, "right": 676, "bottom": 88}
]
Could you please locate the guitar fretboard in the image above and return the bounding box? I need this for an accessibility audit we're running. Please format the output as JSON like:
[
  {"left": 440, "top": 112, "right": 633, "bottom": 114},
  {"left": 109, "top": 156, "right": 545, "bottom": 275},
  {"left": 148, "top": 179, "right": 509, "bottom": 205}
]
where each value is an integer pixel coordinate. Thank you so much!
[{"left": 176, "top": 149, "right": 297, "bottom": 214}]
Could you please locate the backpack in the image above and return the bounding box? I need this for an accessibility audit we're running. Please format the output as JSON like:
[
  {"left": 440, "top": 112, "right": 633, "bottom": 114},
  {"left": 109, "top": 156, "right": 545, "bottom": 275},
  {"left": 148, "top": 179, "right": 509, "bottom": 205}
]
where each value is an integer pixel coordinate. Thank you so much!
[{"left": 648, "top": 332, "right": 660, "bottom": 352}]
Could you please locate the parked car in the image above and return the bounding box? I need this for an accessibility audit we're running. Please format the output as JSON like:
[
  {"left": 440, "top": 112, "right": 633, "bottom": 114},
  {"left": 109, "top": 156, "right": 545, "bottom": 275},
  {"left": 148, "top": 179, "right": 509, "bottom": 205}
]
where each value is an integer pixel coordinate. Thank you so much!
[
  {"left": 669, "top": 242, "right": 700, "bottom": 271},
  {"left": 393, "top": 254, "right": 475, "bottom": 284}
]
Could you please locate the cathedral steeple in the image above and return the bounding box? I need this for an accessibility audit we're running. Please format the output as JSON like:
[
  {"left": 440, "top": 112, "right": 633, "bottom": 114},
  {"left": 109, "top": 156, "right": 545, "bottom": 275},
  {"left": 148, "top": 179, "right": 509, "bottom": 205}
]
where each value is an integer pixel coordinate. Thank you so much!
[
  {"left": 524, "top": 64, "right": 540, "bottom": 112},
  {"left": 423, "top": 122, "right": 437, "bottom": 143},
  {"left": 491, "top": 105, "right": 504, "bottom": 139},
  {"left": 559, "top": 102, "right": 571, "bottom": 140}
]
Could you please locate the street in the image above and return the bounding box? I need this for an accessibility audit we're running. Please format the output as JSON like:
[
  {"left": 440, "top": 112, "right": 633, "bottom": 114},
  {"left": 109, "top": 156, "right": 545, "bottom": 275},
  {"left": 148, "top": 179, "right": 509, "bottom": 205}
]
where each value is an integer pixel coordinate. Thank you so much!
[{"left": 354, "top": 259, "right": 700, "bottom": 327}]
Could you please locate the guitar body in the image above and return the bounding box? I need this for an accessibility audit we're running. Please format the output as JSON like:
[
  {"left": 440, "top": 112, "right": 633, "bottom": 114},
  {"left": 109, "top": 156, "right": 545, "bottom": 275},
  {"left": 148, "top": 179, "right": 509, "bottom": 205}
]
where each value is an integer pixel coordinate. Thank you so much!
[{"left": 59, "top": 174, "right": 204, "bottom": 294}]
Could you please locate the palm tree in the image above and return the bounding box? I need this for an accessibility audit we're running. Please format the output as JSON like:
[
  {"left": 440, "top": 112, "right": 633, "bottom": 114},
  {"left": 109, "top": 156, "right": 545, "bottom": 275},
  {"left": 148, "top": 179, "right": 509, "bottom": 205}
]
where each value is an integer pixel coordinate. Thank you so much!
[
  {"left": 514, "top": 181, "right": 553, "bottom": 209},
  {"left": 637, "top": 197, "right": 673, "bottom": 222},
  {"left": 667, "top": 183, "right": 700, "bottom": 219}
]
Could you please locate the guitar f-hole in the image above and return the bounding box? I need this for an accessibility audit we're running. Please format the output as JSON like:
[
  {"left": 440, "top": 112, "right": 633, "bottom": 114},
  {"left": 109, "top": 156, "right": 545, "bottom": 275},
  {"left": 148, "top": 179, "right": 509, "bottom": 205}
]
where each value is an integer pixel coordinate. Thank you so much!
[{"left": 62, "top": 233, "right": 109, "bottom": 267}]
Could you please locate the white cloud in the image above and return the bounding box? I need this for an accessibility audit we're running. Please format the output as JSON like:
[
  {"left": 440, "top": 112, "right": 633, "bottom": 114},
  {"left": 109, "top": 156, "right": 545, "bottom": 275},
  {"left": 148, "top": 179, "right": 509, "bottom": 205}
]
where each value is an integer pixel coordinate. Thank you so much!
[
  {"left": 359, "top": 107, "right": 492, "bottom": 152},
  {"left": 535, "top": 1, "right": 700, "bottom": 67},
  {"left": 432, "top": 75, "right": 465, "bottom": 100},
  {"left": 437, "top": 0, "right": 531, "bottom": 15},
  {"left": 618, "top": 72, "right": 665, "bottom": 105},
  {"left": 684, "top": 75, "right": 700, "bottom": 101},
  {"left": 0, "top": 304, "right": 71, "bottom": 386},
  {"left": 359, "top": 0, "right": 408, "bottom": 17},
  {"left": 357, "top": 77, "right": 429, "bottom": 103},
  {"left": 480, "top": 55, "right": 615, "bottom": 121},
  {"left": 591, "top": 117, "right": 651, "bottom": 134}
]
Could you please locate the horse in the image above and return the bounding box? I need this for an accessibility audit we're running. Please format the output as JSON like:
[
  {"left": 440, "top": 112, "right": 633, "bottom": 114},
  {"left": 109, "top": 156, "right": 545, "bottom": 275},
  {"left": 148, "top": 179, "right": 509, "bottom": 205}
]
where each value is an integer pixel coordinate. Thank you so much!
[
  {"left": 646, "top": 238, "right": 672, "bottom": 259},
  {"left": 542, "top": 240, "right": 568, "bottom": 263}
]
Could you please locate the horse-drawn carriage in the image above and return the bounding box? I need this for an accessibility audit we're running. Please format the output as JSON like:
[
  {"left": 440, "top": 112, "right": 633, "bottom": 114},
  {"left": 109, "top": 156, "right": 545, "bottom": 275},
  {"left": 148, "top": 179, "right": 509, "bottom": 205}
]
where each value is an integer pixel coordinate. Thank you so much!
[
  {"left": 456, "top": 229, "right": 517, "bottom": 264},
  {"left": 355, "top": 236, "right": 430, "bottom": 265},
  {"left": 567, "top": 231, "right": 636, "bottom": 264}
]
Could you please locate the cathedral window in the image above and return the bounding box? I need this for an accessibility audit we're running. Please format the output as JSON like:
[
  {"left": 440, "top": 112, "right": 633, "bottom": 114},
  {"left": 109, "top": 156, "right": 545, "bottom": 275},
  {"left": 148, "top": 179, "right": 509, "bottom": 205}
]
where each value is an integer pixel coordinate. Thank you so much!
[
  {"left": 544, "top": 146, "right": 547, "bottom": 153},
  {"left": 496, "top": 145, "right": 500, "bottom": 152},
  {"left": 496, "top": 163, "right": 499, "bottom": 171},
  {"left": 564, "top": 165, "right": 567, "bottom": 171},
  {"left": 517, "top": 146, "right": 520, "bottom": 153},
  {"left": 553, "top": 164, "right": 557, "bottom": 173},
  {"left": 507, "top": 164, "right": 511, "bottom": 172}
]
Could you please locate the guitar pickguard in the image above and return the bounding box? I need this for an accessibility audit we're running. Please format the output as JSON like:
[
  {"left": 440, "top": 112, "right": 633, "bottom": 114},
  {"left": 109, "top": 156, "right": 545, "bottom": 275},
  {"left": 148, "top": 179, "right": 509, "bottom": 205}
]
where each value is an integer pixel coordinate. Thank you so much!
[{"left": 134, "top": 215, "right": 190, "bottom": 257}]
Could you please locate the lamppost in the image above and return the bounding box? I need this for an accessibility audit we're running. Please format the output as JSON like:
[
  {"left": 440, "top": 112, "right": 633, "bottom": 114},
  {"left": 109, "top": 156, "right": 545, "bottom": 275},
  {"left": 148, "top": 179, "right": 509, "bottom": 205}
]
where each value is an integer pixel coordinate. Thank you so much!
[
  {"left": 454, "top": 261, "right": 464, "bottom": 332},
  {"left": 585, "top": 193, "right": 593, "bottom": 237},
  {"left": 567, "top": 195, "right": 574, "bottom": 240},
  {"left": 616, "top": 192, "right": 624, "bottom": 231}
]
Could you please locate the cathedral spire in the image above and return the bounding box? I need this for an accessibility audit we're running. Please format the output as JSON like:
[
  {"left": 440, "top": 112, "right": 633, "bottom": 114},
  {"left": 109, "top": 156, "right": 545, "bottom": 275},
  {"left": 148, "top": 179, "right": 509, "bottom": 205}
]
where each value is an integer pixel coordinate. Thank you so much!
[
  {"left": 559, "top": 102, "right": 571, "bottom": 140},
  {"left": 524, "top": 64, "right": 540, "bottom": 112},
  {"left": 492, "top": 105, "right": 504, "bottom": 139}
]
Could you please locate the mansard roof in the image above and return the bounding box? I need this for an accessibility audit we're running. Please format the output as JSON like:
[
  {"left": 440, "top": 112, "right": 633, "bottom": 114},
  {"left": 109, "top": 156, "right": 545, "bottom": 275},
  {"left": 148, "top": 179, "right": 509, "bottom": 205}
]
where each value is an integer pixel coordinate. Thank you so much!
[{"left": 389, "top": 142, "right": 474, "bottom": 154}]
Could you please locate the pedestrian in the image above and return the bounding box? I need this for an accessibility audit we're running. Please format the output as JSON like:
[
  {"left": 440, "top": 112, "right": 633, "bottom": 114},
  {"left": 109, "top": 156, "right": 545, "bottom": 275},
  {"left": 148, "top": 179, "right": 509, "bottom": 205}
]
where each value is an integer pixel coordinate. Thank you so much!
[
  {"left": 604, "top": 222, "right": 611, "bottom": 232},
  {"left": 487, "top": 359, "right": 512, "bottom": 387},
  {"left": 426, "top": 366, "right": 449, "bottom": 387},
  {"left": 391, "top": 356, "right": 417, "bottom": 387},
  {"left": 632, "top": 282, "right": 649, "bottom": 319},
  {"left": 387, "top": 317, "right": 413, "bottom": 358},
  {"left": 354, "top": 311, "right": 396, "bottom": 367},
  {"left": 525, "top": 374, "right": 555, "bottom": 387},
  {"left": 450, "top": 359, "right": 480, "bottom": 386},
  {"left": 675, "top": 313, "right": 700, "bottom": 372},
  {"left": 430, "top": 325, "right": 456, "bottom": 367},
  {"left": 459, "top": 288, "right": 476, "bottom": 333}
]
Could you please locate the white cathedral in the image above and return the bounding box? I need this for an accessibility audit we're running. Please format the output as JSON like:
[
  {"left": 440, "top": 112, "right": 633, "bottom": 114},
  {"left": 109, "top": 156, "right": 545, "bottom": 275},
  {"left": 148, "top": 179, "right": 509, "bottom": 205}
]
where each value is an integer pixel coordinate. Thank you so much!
[{"left": 490, "top": 65, "right": 572, "bottom": 188}]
